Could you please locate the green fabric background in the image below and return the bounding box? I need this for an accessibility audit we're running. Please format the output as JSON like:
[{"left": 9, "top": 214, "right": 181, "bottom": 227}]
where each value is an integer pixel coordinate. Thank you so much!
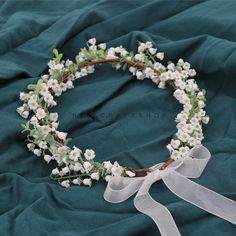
[{"left": 0, "top": 0, "right": 236, "bottom": 235}]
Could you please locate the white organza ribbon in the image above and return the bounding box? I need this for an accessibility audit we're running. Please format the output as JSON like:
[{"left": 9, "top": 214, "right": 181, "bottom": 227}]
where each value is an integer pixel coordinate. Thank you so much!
[{"left": 104, "top": 145, "right": 236, "bottom": 236}]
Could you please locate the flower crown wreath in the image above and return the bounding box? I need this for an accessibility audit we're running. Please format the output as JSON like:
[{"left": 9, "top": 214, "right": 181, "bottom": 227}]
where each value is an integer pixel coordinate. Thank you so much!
[{"left": 17, "top": 38, "right": 209, "bottom": 187}]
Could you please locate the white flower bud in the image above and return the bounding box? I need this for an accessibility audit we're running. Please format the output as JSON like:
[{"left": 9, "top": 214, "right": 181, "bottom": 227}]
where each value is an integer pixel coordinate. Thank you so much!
[
  {"left": 52, "top": 168, "right": 59, "bottom": 175},
  {"left": 125, "top": 170, "right": 135, "bottom": 177},
  {"left": 91, "top": 172, "right": 100, "bottom": 181},
  {"left": 83, "top": 178, "right": 92, "bottom": 187}
]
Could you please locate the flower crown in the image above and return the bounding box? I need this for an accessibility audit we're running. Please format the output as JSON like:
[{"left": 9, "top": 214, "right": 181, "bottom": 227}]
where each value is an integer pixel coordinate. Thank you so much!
[{"left": 17, "top": 38, "right": 209, "bottom": 188}]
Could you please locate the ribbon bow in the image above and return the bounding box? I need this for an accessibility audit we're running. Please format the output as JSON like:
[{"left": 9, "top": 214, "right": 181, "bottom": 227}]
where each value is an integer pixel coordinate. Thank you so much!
[{"left": 104, "top": 145, "right": 236, "bottom": 236}]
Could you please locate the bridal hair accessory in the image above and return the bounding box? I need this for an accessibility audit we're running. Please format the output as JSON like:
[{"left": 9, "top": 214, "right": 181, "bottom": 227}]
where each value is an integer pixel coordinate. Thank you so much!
[{"left": 17, "top": 38, "right": 236, "bottom": 235}]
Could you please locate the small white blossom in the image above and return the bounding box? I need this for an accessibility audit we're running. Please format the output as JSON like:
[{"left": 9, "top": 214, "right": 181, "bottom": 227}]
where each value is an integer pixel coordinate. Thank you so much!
[
  {"left": 72, "top": 178, "right": 81, "bottom": 185},
  {"left": 126, "top": 170, "right": 135, "bottom": 177},
  {"left": 98, "top": 43, "right": 106, "bottom": 50},
  {"left": 33, "top": 149, "right": 41, "bottom": 157},
  {"left": 36, "top": 108, "right": 46, "bottom": 120},
  {"left": 30, "top": 116, "right": 38, "bottom": 125},
  {"left": 83, "top": 161, "right": 92, "bottom": 173},
  {"left": 52, "top": 167, "right": 59, "bottom": 175},
  {"left": 69, "top": 147, "right": 82, "bottom": 161},
  {"left": 56, "top": 131, "right": 67, "bottom": 141},
  {"left": 44, "top": 155, "right": 52, "bottom": 163},
  {"left": 83, "top": 178, "right": 92, "bottom": 187},
  {"left": 156, "top": 52, "right": 164, "bottom": 60},
  {"left": 91, "top": 172, "right": 100, "bottom": 181},
  {"left": 103, "top": 161, "right": 113, "bottom": 171},
  {"left": 62, "top": 166, "right": 70, "bottom": 174},
  {"left": 60, "top": 180, "right": 70, "bottom": 188},
  {"left": 84, "top": 149, "right": 96, "bottom": 160},
  {"left": 39, "top": 141, "right": 47, "bottom": 149},
  {"left": 111, "top": 162, "right": 123, "bottom": 176},
  {"left": 88, "top": 38, "right": 96, "bottom": 45},
  {"left": 202, "top": 116, "right": 210, "bottom": 124}
]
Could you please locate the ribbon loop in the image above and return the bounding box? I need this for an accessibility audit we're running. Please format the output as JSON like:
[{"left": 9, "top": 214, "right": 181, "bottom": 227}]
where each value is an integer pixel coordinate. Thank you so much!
[{"left": 104, "top": 145, "right": 236, "bottom": 236}]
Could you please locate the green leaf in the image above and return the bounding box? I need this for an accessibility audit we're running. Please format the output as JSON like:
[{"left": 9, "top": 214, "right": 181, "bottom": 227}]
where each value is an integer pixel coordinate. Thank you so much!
[
  {"left": 45, "top": 134, "right": 55, "bottom": 143},
  {"left": 21, "top": 121, "right": 30, "bottom": 133},
  {"left": 202, "top": 89, "right": 206, "bottom": 96},
  {"left": 53, "top": 48, "right": 59, "bottom": 56},
  {"left": 27, "top": 84, "right": 36, "bottom": 90},
  {"left": 122, "top": 63, "right": 127, "bottom": 71}
]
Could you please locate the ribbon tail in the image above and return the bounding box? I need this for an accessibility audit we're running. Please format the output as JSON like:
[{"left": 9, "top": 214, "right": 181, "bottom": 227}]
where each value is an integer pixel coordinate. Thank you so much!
[
  {"left": 161, "top": 170, "right": 236, "bottom": 225},
  {"left": 134, "top": 192, "right": 181, "bottom": 236}
]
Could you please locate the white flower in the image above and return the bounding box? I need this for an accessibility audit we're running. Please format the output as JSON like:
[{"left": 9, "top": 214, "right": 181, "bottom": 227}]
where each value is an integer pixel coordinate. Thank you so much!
[
  {"left": 56, "top": 131, "right": 67, "bottom": 141},
  {"left": 103, "top": 161, "right": 113, "bottom": 171},
  {"left": 27, "top": 143, "right": 35, "bottom": 151},
  {"left": 177, "top": 58, "right": 184, "bottom": 66},
  {"left": 182, "top": 124, "right": 194, "bottom": 134},
  {"left": 58, "top": 146, "right": 68, "bottom": 156},
  {"left": 40, "top": 125, "right": 51, "bottom": 136},
  {"left": 39, "top": 141, "right": 47, "bottom": 149},
  {"left": 84, "top": 149, "right": 96, "bottom": 160},
  {"left": 166, "top": 144, "right": 174, "bottom": 153},
  {"left": 171, "top": 150, "right": 182, "bottom": 160},
  {"left": 69, "top": 147, "right": 82, "bottom": 161},
  {"left": 170, "top": 139, "right": 181, "bottom": 149},
  {"left": 20, "top": 110, "right": 29, "bottom": 118},
  {"left": 179, "top": 146, "right": 190, "bottom": 157},
  {"left": 144, "top": 67, "right": 154, "bottom": 78},
  {"left": 75, "top": 71, "right": 82, "bottom": 79},
  {"left": 202, "top": 116, "right": 210, "bottom": 124},
  {"left": 88, "top": 38, "right": 96, "bottom": 45},
  {"left": 53, "top": 84, "right": 62, "bottom": 96},
  {"left": 72, "top": 178, "right": 81, "bottom": 185},
  {"left": 83, "top": 178, "right": 92, "bottom": 187},
  {"left": 176, "top": 130, "right": 190, "bottom": 142},
  {"left": 156, "top": 52, "right": 164, "bottom": 60},
  {"left": 129, "top": 66, "right": 136, "bottom": 75},
  {"left": 60, "top": 180, "right": 70, "bottom": 188},
  {"left": 33, "top": 149, "right": 41, "bottom": 156},
  {"left": 198, "top": 100, "right": 205, "bottom": 108},
  {"left": 66, "top": 80, "right": 74, "bottom": 89},
  {"left": 30, "top": 116, "right": 38, "bottom": 125},
  {"left": 49, "top": 112, "right": 58, "bottom": 122},
  {"left": 149, "top": 48, "right": 157, "bottom": 55},
  {"left": 83, "top": 161, "right": 92, "bottom": 172},
  {"left": 41, "top": 74, "right": 49, "bottom": 81},
  {"left": 134, "top": 53, "right": 145, "bottom": 62},
  {"left": 51, "top": 122, "right": 58, "bottom": 129},
  {"left": 120, "top": 48, "right": 128, "bottom": 56},
  {"left": 16, "top": 106, "right": 24, "bottom": 115},
  {"left": 74, "top": 163, "right": 84, "bottom": 172},
  {"left": 111, "top": 161, "right": 123, "bottom": 176},
  {"left": 126, "top": 170, "right": 135, "bottom": 177},
  {"left": 189, "top": 69, "right": 196, "bottom": 77},
  {"left": 28, "top": 97, "right": 39, "bottom": 110},
  {"left": 36, "top": 108, "right": 46, "bottom": 120},
  {"left": 91, "top": 172, "right": 100, "bottom": 181},
  {"left": 158, "top": 81, "right": 166, "bottom": 89},
  {"left": 52, "top": 167, "right": 59, "bottom": 175},
  {"left": 44, "top": 93, "right": 54, "bottom": 105},
  {"left": 44, "top": 155, "right": 52, "bottom": 163},
  {"left": 47, "top": 79, "right": 58, "bottom": 88},
  {"left": 138, "top": 42, "right": 147, "bottom": 52},
  {"left": 62, "top": 166, "right": 70, "bottom": 174},
  {"left": 136, "top": 71, "right": 144, "bottom": 80},
  {"left": 98, "top": 43, "right": 106, "bottom": 50},
  {"left": 20, "top": 92, "right": 29, "bottom": 101},
  {"left": 188, "top": 137, "right": 198, "bottom": 146}
]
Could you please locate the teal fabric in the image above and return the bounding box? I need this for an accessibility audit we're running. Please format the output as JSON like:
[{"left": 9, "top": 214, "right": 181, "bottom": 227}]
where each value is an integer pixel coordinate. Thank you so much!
[{"left": 0, "top": 0, "right": 236, "bottom": 235}]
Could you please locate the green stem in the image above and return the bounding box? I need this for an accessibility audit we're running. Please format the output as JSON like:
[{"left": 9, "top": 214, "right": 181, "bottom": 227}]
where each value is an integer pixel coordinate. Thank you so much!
[{"left": 53, "top": 173, "right": 90, "bottom": 181}]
